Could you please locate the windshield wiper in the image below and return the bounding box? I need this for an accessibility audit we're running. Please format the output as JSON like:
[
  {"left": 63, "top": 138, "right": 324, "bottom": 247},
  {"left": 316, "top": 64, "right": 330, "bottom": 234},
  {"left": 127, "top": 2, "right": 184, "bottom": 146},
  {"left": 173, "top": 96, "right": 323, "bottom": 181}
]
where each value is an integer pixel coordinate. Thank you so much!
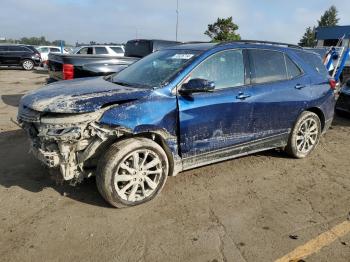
[
  {"left": 113, "top": 81, "right": 134, "bottom": 87},
  {"left": 113, "top": 80, "right": 151, "bottom": 89}
]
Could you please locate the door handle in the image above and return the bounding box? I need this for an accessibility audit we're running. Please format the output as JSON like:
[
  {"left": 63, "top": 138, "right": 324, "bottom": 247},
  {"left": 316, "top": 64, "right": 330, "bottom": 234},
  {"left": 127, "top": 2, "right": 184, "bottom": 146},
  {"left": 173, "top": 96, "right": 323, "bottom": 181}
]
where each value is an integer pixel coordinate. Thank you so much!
[
  {"left": 295, "top": 84, "right": 305, "bottom": 90},
  {"left": 236, "top": 93, "right": 251, "bottom": 100}
]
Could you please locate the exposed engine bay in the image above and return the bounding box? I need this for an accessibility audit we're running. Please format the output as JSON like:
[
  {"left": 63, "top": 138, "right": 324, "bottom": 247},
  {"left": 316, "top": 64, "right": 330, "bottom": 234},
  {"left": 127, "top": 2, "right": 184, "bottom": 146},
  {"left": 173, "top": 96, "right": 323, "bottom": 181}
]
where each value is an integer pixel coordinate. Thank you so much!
[{"left": 18, "top": 106, "right": 127, "bottom": 184}]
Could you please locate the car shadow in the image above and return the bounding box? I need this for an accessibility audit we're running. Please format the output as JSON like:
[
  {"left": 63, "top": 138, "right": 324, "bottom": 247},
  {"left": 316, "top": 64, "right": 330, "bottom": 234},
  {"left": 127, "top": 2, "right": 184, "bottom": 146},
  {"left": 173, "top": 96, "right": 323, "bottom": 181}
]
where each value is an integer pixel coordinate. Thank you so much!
[
  {"left": 0, "top": 129, "right": 111, "bottom": 208},
  {"left": 0, "top": 67, "right": 23, "bottom": 71},
  {"left": 1, "top": 94, "right": 24, "bottom": 107},
  {"left": 332, "top": 113, "right": 350, "bottom": 127},
  {"left": 33, "top": 69, "right": 49, "bottom": 75}
]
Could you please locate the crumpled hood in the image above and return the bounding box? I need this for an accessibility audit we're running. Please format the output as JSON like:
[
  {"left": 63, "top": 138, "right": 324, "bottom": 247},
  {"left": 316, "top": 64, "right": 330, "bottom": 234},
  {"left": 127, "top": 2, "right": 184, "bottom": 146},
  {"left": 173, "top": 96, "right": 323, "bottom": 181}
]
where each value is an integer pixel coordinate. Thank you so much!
[{"left": 20, "top": 77, "right": 152, "bottom": 113}]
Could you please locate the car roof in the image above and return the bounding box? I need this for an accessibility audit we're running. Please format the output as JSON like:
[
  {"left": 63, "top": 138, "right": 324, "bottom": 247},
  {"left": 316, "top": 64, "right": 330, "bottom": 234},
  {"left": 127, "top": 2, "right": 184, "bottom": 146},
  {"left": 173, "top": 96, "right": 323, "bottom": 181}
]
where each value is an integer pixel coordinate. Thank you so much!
[
  {"left": 167, "top": 40, "right": 304, "bottom": 52},
  {"left": 77, "top": 45, "right": 123, "bottom": 48},
  {"left": 0, "top": 43, "right": 32, "bottom": 47}
]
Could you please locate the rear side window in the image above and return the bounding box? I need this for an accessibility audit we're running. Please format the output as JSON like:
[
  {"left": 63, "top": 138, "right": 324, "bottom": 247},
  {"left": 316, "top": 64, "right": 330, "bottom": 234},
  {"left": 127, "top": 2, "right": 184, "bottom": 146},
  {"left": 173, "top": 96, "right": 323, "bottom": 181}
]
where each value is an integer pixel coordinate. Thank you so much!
[
  {"left": 285, "top": 55, "right": 302, "bottom": 79},
  {"left": 95, "top": 47, "right": 108, "bottom": 55},
  {"left": 0, "top": 46, "right": 8, "bottom": 51},
  {"left": 8, "top": 46, "right": 28, "bottom": 52},
  {"left": 249, "top": 49, "right": 287, "bottom": 84},
  {"left": 296, "top": 51, "right": 328, "bottom": 76}
]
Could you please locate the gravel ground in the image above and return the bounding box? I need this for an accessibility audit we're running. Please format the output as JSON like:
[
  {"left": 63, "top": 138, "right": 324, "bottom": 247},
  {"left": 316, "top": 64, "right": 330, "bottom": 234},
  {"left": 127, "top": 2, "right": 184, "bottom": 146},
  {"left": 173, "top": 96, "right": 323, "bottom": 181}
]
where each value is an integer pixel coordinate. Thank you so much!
[{"left": 0, "top": 68, "right": 350, "bottom": 262}]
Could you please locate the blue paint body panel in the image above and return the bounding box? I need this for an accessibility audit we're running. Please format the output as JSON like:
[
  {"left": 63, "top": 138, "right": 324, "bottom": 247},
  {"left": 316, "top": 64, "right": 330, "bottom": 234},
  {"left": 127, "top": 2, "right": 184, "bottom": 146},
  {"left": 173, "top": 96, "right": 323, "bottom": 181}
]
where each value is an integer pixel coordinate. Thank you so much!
[{"left": 20, "top": 42, "right": 336, "bottom": 166}]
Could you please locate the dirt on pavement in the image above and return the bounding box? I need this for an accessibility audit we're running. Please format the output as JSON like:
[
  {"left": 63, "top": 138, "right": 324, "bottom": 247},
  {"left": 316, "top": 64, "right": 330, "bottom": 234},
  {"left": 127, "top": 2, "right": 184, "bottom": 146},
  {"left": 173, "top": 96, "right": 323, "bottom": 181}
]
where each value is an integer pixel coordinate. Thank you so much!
[{"left": 0, "top": 68, "right": 350, "bottom": 262}]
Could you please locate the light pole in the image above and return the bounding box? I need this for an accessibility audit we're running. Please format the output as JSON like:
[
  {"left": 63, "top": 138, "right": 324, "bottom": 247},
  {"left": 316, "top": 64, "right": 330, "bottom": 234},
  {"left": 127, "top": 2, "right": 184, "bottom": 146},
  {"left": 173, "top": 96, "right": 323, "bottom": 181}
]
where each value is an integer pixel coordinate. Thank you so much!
[{"left": 176, "top": 0, "right": 179, "bottom": 41}]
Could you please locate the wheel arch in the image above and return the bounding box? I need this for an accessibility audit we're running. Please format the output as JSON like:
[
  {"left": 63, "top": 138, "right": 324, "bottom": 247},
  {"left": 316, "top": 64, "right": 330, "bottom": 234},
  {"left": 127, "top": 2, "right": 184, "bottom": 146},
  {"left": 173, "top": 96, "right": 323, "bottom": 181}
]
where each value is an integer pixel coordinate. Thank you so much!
[
  {"left": 305, "top": 107, "right": 325, "bottom": 131},
  {"left": 133, "top": 131, "right": 177, "bottom": 177}
]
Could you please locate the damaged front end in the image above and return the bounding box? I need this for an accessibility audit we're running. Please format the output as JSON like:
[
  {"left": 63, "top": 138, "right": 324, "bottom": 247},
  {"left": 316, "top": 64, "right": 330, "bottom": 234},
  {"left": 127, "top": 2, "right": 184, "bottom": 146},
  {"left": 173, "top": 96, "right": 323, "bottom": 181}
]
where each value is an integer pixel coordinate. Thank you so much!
[{"left": 18, "top": 106, "right": 127, "bottom": 183}]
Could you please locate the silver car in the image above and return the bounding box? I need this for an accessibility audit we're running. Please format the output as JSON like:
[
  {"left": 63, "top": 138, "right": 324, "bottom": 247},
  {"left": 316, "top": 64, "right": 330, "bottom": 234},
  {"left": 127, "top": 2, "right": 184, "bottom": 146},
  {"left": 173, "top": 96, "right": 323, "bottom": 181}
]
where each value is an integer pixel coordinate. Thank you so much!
[{"left": 73, "top": 45, "right": 125, "bottom": 57}]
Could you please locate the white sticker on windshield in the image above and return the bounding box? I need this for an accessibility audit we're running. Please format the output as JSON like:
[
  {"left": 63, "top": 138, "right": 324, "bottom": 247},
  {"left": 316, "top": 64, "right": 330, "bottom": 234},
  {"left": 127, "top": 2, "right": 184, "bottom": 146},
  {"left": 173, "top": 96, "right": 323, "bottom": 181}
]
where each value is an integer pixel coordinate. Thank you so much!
[{"left": 171, "top": 54, "right": 194, "bottom": 59}]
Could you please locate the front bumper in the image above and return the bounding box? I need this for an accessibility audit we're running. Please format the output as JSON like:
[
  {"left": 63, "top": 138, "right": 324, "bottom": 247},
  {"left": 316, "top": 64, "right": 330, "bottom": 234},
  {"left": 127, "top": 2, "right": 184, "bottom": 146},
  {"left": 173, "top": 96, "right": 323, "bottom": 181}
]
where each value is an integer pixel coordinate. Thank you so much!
[{"left": 17, "top": 106, "right": 125, "bottom": 182}]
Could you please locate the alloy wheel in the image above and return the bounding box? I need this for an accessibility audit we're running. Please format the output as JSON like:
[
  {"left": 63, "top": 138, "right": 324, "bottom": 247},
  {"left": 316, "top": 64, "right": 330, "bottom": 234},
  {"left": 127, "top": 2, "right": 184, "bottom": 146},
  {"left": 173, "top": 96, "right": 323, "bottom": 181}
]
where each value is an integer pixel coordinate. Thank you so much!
[
  {"left": 296, "top": 118, "right": 319, "bottom": 154},
  {"left": 114, "top": 149, "right": 163, "bottom": 202}
]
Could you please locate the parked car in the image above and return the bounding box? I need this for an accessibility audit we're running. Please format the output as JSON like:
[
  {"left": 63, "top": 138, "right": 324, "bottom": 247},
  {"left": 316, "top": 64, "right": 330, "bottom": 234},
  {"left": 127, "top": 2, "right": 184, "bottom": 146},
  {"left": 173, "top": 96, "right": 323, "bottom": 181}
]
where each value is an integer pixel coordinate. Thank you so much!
[
  {"left": 18, "top": 41, "right": 335, "bottom": 208},
  {"left": 73, "top": 45, "right": 125, "bottom": 56},
  {"left": 47, "top": 39, "right": 181, "bottom": 82},
  {"left": 335, "top": 79, "right": 350, "bottom": 115},
  {"left": 0, "top": 44, "right": 41, "bottom": 70},
  {"left": 36, "top": 46, "right": 69, "bottom": 65}
]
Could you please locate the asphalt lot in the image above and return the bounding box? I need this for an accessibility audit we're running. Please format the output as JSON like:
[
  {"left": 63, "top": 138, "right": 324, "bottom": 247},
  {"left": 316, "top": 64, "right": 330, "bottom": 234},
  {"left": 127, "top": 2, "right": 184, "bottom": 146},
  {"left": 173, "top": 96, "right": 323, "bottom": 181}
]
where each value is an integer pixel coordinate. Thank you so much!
[{"left": 0, "top": 68, "right": 350, "bottom": 262}]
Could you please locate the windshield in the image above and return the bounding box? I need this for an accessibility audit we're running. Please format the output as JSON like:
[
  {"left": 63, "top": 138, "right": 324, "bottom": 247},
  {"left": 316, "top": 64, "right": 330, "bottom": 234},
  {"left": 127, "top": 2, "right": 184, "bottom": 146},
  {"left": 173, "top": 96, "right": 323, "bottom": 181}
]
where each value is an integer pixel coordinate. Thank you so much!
[{"left": 111, "top": 49, "right": 201, "bottom": 88}]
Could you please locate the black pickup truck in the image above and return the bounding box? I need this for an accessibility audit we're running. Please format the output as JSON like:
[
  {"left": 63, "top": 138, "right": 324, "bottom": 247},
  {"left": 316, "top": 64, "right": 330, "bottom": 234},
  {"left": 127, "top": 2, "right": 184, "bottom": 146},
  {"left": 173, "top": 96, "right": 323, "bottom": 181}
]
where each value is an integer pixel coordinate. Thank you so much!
[{"left": 48, "top": 39, "right": 180, "bottom": 82}]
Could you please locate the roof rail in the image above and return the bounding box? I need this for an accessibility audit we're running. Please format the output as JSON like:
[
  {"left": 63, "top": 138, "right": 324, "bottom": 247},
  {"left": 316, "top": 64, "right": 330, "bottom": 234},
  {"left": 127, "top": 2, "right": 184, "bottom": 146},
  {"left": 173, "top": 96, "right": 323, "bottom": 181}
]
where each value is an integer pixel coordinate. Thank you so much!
[
  {"left": 217, "top": 40, "right": 303, "bottom": 49},
  {"left": 187, "top": 41, "right": 212, "bottom": 43}
]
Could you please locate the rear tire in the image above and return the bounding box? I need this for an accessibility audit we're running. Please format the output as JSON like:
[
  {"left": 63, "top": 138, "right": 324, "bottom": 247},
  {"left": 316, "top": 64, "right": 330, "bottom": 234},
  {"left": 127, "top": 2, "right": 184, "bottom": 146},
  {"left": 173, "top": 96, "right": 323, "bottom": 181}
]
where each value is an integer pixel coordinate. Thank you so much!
[
  {"left": 286, "top": 111, "right": 321, "bottom": 158},
  {"left": 21, "top": 59, "right": 34, "bottom": 70},
  {"left": 96, "top": 137, "right": 169, "bottom": 208}
]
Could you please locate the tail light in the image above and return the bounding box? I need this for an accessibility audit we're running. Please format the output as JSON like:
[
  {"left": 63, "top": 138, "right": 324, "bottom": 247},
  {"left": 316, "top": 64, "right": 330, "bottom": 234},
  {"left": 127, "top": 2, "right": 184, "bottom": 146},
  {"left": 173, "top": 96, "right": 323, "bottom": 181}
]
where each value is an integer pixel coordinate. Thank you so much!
[
  {"left": 63, "top": 64, "right": 74, "bottom": 80},
  {"left": 329, "top": 78, "right": 336, "bottom": 90}
]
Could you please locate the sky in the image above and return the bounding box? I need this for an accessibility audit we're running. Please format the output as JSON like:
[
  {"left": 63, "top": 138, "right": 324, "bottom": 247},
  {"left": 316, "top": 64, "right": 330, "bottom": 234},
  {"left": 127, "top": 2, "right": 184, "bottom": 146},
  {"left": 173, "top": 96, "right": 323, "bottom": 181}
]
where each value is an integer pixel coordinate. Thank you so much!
[{"left": 1, "top": 0, "right": 350, "bottom": 45}]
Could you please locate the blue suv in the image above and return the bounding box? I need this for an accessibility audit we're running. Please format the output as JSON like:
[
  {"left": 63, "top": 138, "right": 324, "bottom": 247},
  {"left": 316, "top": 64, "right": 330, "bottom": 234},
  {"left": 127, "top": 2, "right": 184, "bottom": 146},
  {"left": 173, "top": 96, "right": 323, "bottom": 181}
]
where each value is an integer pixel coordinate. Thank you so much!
[{"left": 18, "top": 41, "right": 335, "bottom": 208}]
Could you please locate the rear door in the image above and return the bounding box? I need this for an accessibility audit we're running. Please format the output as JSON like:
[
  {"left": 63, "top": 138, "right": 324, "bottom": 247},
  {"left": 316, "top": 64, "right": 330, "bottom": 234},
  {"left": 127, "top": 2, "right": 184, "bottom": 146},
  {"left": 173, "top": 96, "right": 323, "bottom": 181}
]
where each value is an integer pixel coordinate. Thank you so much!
[
  {"left": 5, "top": 46, "right": 23, "bottom": 64},
  {"left": 247, "top": 49, "right": 310, "bottom": 140},
  {"left": 178, "top": 49, "right": 255, "bottom": 157}
]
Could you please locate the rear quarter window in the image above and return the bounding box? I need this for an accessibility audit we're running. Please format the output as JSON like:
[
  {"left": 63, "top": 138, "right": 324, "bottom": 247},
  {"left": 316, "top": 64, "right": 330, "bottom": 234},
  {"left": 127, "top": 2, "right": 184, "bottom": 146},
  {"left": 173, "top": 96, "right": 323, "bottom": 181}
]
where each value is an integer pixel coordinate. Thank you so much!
[
  {"left": 110, "top": 47, "right": 124, "bottom": 54},
  {"left": 295, "top": 51, "right": 328, "bottom": 76},
  {"left": 50, "top": 48, "right": 60, "bottom": 52},
  {"left": 285, "top": 55, "right": 302, "bottom": 79}
]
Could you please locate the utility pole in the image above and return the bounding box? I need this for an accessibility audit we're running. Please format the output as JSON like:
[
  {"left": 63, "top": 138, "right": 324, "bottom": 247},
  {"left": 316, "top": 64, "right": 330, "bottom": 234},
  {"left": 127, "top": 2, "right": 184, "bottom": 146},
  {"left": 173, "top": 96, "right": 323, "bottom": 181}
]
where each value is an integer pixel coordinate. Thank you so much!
[{"left": 176, "top": 0, "right": 179, "bottom": 41}]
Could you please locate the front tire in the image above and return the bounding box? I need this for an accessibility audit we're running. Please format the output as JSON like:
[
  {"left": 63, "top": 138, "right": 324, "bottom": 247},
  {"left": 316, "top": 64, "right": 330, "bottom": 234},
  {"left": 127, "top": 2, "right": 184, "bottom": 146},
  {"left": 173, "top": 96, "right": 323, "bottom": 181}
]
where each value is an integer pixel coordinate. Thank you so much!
[
  {"left": 286, "top": 111, "right": 321, "bottom": 158},
  {"left": 21, "top": 59, "right": 34, "bottom": 70},
  {"left": 96, "top": 137, "right": 169, "bottom": 208}
]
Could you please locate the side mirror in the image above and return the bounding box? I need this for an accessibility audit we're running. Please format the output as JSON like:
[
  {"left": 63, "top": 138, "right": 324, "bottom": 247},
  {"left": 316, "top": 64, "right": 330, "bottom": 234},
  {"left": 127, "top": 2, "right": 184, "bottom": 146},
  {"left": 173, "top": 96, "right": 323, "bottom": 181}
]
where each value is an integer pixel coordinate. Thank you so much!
[{"left": 179, "top": 78, "right": 215, "bottom": 95}]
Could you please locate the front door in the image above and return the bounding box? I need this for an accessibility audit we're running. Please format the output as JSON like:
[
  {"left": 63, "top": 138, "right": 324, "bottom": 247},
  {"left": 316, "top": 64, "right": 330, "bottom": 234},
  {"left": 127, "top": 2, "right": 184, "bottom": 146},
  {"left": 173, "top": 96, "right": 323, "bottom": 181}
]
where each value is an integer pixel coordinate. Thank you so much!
[{"left": 178, "top": 49, "right": 255, "bottom": 158}]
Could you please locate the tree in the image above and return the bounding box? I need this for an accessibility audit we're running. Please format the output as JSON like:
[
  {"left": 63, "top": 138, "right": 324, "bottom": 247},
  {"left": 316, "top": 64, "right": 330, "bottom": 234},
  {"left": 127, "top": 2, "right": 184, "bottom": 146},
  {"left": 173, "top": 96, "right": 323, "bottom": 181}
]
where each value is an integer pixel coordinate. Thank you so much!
[
  {"left": 299, "top": 26, "right": 316, "bottom": 47},
  {"left": 299, "top": 5, "right": 340, "bottom": 47},
  {"left": 205, "top": 16, "right": 241, "bottom": 42},
  {"left": 318, "top": 5, "right": 339, "bottom": 27}
]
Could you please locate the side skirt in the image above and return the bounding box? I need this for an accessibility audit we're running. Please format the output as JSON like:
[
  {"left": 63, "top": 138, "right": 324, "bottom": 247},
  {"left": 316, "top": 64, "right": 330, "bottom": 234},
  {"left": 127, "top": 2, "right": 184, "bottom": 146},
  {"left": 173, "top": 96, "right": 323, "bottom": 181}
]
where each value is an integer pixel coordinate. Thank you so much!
[{"left": 182, "top": 133, "right": 289, "bottom": 171}]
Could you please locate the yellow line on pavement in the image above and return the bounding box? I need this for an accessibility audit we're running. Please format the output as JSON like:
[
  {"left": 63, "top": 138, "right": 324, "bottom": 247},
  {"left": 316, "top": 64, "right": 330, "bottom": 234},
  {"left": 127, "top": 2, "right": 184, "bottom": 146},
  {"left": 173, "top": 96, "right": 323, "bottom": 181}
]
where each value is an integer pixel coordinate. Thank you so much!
[{"left": 275, "top": 220, "right": 350, "bottom": 262}]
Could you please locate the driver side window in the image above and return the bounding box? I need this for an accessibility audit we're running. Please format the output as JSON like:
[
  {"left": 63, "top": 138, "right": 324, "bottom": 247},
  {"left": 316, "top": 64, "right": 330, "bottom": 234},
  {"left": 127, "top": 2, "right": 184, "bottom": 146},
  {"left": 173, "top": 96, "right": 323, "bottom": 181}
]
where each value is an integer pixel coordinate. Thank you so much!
[{"left": 189, "top": 49, "right": 245, "bottom": 89}]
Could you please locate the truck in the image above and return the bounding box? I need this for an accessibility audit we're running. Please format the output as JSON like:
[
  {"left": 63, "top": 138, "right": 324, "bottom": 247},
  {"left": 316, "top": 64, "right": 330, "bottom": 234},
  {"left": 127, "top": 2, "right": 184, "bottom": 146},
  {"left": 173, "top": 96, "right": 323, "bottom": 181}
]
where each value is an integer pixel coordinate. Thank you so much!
[{"left": 47, "top": 39, "right": 180, "bottom": 82}]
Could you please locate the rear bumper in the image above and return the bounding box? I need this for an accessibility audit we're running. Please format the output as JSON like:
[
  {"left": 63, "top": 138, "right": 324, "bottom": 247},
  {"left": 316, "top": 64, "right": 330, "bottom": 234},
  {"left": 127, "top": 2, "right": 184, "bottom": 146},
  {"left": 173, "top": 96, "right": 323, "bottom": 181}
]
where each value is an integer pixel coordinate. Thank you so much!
[{"left": 323, "top": 118, "right": 333, "bottom": 134}]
